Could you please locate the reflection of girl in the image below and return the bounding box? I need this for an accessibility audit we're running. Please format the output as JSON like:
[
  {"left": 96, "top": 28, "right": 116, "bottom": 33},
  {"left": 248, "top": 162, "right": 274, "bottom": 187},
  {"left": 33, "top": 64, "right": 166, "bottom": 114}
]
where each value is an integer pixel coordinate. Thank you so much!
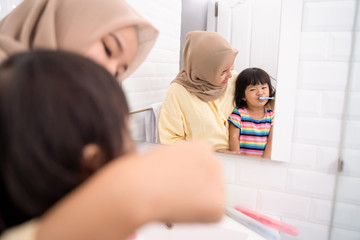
[
  {"left": 158, "top": 31, "right": 238, "bottom": 150},
  {"left": 228, "top": 68, "right": 275, "bottom": 158},
  {"left": 0, "top": 1, "right": 224, "bottom": 239}
]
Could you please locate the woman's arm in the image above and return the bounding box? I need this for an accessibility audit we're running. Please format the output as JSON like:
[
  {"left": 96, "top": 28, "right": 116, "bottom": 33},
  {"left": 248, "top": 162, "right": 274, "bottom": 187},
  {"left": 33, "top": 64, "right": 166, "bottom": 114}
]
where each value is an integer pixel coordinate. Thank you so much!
[
  {"left": 228, "top": 124, "right": 240, "bottom": 153},
  {"left": 36, "top": 141, "right": 224, "bottom": 240},
  {"left": 158, "top": 84, "right": 189, "bottom": 144},
  {"left": 262, "top": 126, "right": 273, "bottom": 159},
  {"left": 158, "top": 106, "right": 185, "bottom": 144}
]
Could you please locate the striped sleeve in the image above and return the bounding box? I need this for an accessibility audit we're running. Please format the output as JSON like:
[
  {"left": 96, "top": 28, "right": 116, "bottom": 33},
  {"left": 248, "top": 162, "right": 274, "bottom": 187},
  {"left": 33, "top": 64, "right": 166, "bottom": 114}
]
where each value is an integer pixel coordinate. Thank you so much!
[
  {"left": 266, "top": 109, "right": 274, "bottom": 126},
  {"left": 228, "top": 108, "right": 241, "bottom": 129}
]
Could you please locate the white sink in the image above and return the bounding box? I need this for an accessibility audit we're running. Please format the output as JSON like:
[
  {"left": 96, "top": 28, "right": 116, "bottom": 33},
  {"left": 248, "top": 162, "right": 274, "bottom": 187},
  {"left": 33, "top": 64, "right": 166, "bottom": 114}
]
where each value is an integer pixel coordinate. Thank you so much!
[{"left": 135, "top": 215, "right": 268, "bottom": 240}]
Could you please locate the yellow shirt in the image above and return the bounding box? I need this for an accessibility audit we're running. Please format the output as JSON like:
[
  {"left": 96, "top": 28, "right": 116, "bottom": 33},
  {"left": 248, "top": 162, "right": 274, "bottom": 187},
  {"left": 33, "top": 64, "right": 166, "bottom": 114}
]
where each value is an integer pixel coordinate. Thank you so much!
[
  {"left": 0, "top": 220, "right": 38, "bottom": 240},
  {"left": 158, "top": 71, "right": 238, "bottom": 150}
]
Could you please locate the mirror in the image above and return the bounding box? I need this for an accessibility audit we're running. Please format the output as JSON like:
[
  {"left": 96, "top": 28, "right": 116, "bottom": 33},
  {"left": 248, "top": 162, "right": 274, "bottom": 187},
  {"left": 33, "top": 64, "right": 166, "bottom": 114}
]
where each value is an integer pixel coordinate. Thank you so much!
[
  {"left": 0, "top": 0, "right": 298, "bottom": 161},
  {"left": 0, "top": 0, "right": 297, "bottom": 162},
  {"left": 207, "top": 0, "right": 281, "bottom": 159},
  {"left": 126, "top": 0, "right": 299, "bottom": 162},
  {"left": 206, "top": 0, "right": 281, "bottom": 81}
]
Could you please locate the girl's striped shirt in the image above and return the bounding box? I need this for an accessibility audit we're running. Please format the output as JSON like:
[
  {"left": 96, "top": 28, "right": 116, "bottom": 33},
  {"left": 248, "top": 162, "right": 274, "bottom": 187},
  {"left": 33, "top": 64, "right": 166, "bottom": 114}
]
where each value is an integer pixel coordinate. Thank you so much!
[{"left": 228, "top": 107, "right": 274, "bottom": 157}]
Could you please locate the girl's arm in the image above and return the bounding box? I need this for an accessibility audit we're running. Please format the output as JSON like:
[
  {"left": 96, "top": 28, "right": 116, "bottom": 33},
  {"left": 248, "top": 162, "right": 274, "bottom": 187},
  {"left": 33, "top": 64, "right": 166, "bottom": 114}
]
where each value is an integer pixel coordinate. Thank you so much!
[
  {"left": 229, "top": 124, "right": 240, "bottom": 153},
  {"left": 36, "top": 141, "right": 224, "bottom": 240},
  {"left": 263, "top": 126, "right": 273, "bottom": 159}
]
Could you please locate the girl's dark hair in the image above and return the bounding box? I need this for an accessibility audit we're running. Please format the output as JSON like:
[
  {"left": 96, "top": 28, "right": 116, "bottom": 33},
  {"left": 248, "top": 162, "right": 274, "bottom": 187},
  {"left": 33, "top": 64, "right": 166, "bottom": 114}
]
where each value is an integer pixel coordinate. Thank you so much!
[
  {"left": 0, "top": 50, "right": 130, "bottom": 232},
  {"left": 234, "top": 67, "right": 275, "bottom": 108}
]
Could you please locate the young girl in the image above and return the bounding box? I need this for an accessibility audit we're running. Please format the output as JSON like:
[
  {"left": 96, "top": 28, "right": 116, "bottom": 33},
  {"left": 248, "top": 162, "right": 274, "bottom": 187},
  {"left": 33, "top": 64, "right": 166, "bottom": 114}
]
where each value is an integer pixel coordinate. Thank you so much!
[
  {"left": 0, "top": 50, "right": 224, "bottom": 240},
  {"left": 228, "top": 67, "right": 275, "bottom": 158},
  {"left": 0, "top": 50, "right": 133, "bottom": 232}
]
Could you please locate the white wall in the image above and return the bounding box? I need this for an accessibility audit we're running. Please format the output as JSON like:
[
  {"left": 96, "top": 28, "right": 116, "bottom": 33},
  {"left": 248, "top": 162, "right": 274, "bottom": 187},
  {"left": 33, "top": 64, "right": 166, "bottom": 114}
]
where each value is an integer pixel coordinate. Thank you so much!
[
  {"left": 219, "top": 1, "right": 360, "bottom": 239},
  {"left": 330, "top": 0, "right": 360, "bottom": 238},
  {"left": 0, "top": 0, "right": 21, "bottom": 18},
  {"left": 124, "top": 0, "right": 182, "bottom": 141},
  {"left": 179, "top": 0, "right": 208, "bottom": 69}
]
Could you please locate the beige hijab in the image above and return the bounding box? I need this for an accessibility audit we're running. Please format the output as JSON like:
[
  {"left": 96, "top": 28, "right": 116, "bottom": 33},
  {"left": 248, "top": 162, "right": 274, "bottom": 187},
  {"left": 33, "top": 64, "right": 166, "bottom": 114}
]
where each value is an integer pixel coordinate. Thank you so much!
[
  {"left": 0, "top": 0, "right": 158, "bottom": 81},
  {"left": 173, "top": 31, "right": 238, "bottom": 102}
]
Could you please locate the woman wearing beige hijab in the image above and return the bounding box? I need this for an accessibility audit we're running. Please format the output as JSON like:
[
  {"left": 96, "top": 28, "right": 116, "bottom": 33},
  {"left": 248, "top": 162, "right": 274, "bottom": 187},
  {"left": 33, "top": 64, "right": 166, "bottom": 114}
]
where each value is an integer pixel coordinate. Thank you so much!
[
  {"left": 0, "top": 1, "right": 224, "bottom": 240},
  {"left": 0, "top": 0, "right": 157, "bottom": 81},
  {"left": 158, "top": 31, "right": 238, "bottom": 150}
]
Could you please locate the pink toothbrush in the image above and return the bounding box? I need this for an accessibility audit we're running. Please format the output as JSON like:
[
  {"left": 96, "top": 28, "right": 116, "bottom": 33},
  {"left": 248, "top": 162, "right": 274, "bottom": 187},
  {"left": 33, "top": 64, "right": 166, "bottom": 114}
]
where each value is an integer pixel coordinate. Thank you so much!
[{"left": 234, "top": 205, "right": 299, "bottom": 236}]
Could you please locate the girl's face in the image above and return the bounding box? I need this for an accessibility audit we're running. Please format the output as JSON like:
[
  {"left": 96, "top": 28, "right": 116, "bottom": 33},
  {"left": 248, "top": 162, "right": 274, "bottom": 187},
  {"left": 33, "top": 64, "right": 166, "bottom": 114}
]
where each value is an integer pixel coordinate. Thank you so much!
[
  {"left": 84, "top": 26, "right": 138, "bottom": 78},
  {"left": 215, "top": 63, "right": 234, "bottom": 87},
  {"left": 243, "top": 83, "right": 270, "bottom": 108}
]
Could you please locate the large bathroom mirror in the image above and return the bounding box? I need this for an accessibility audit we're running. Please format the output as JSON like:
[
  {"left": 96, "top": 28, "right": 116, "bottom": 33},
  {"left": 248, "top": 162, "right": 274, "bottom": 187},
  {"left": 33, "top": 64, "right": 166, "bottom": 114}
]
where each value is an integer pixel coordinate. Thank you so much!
[
  {"left": 126, "top": 0, "right": 301, "bottom": 162},
  {"left": 207, "top": 0, "right": 301, "bottom": 162},
  {"left": 0, "top": 0, "right": 299, "bottom": 162}
]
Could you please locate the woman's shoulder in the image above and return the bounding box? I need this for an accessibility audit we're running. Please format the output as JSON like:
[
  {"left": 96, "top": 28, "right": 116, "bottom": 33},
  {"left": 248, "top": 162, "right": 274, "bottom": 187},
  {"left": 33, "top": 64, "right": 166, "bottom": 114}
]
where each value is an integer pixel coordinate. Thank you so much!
[
  {"left": 162, "top": 82, "right": 201, "bottom": 109},
  {"left": 0, "top": 220, "right": 38, "bottom": 240},
  {"left": 167, "top": 82, "right": 191, "bottom": 96},
  {"left": 165, "top": 82, "right": 203, "bottom": 104}
]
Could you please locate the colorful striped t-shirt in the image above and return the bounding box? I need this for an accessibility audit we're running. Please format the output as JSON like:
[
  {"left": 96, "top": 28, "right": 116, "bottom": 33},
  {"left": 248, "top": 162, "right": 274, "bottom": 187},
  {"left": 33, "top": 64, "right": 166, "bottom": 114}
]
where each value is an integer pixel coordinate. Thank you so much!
[{"left": 228, "top": 107, "right": 274, "bottom": 157}]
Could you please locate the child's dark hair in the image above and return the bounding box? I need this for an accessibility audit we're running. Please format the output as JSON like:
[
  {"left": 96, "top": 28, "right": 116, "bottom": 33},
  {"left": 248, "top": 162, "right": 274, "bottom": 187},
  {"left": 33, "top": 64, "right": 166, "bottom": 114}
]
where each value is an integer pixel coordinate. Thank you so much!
[
  {"left": 0, "top": 50, "right": 130, "bottom": 232},
  {"left": 234, "top": 67, "right": 275, "bottom": 108}
]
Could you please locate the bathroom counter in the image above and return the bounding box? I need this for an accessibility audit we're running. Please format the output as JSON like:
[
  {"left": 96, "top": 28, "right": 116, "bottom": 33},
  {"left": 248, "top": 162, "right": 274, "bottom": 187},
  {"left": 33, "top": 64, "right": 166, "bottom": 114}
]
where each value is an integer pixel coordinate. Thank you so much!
[
  {"left": 135, "top": 141, "right": 270, "bottom": 240},
  {"left": 135, "top": 215, "right": 268, "bottom": 240}
]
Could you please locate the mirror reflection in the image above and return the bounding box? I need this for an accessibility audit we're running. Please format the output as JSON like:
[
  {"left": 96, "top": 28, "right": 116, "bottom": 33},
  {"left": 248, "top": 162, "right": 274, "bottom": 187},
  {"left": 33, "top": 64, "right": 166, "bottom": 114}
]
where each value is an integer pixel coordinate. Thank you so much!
[
  {"left": 157, "top": 30, "right": 240, "bottom": 152},
  {"left": 129, "top": 0, "right": 281, "bottom": 160}
]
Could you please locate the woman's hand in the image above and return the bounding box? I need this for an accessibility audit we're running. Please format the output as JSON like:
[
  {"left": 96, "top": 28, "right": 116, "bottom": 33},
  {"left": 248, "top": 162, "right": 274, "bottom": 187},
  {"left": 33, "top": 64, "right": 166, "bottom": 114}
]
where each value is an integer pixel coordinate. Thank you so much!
[{"left": 216, "top": 149, "right": 240, "bottom": 154}]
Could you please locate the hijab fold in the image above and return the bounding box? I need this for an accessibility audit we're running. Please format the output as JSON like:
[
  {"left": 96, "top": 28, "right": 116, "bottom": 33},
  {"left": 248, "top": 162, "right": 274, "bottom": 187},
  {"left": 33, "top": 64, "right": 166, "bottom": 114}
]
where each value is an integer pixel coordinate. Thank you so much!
[
  {"left": 0, "top": 0, "right": 159, "bottom": 81},
  {"left": 172, "top": 31, "right": 238, "bottom": 101}
]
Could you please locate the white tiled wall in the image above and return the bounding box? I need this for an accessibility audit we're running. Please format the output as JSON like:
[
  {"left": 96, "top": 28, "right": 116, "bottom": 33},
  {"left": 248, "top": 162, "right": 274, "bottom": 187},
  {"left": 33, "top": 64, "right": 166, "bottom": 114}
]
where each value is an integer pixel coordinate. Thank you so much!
[
  {"left": 218, "top": 1, "right": 360, "bottom": 240},
  {"left": 0, "top": 0, "right": 21, "bottom": 18},
  {"left": 124, "top": 0, "right": 182, "bottom": 141}
]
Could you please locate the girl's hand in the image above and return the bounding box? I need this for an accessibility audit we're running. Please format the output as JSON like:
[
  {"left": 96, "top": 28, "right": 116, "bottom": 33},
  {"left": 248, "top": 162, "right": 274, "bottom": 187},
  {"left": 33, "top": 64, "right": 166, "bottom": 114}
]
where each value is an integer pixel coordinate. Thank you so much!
[
  {"left": 138, "top": 140, "right": 225, "bottom": 224},
  {"left": 37, "top": 141, "right": 224, "bottom": 240}
]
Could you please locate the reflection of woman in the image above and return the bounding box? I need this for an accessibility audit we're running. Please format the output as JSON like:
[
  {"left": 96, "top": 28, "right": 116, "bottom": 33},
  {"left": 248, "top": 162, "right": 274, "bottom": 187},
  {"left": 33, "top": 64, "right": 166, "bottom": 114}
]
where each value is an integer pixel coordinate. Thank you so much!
[
  {"left": 158, "top": 31, "right": 238, "bottom": 150},
  {"left": 0, "top": 1, "right": 224, "bottom": 239}
]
